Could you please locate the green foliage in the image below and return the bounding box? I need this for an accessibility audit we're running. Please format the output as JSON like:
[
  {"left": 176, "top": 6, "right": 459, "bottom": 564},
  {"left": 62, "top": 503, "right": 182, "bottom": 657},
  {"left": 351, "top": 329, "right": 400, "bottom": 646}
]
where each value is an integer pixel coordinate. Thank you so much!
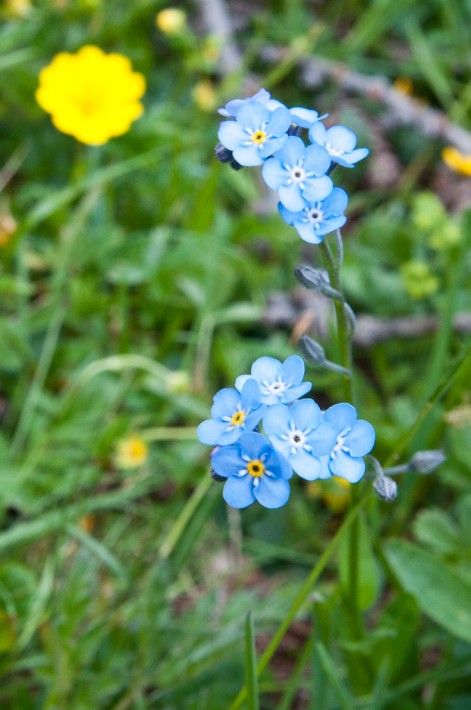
[{"left": 0, "top": 0, "right": 470, "bottom": 707}]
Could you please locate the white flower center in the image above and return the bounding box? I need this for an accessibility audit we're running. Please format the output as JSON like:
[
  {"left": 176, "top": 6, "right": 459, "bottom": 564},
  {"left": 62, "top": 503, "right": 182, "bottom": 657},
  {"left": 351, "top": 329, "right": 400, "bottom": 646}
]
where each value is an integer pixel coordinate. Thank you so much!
[
  {"left": 330, "top": 428, "right": 351, "bottom": 459},
  {"left": 306, "top": 207, "right": 323, "bottom": 223},
  {"left": 325, "top": 142, "right": 344, "bottom": 157},
  {"left": 262, "top": 378, "right": 288, "bottom": 397},
  {"left": 289, "top": 165, "right": 306, "bottom": 183}
]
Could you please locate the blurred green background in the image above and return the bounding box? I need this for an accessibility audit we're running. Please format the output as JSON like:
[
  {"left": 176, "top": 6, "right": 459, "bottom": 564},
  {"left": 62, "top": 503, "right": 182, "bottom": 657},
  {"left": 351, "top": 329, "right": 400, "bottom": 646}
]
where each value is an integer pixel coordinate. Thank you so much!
[{"left": 0, "top": 0, "right": 470, "bottom": 707}]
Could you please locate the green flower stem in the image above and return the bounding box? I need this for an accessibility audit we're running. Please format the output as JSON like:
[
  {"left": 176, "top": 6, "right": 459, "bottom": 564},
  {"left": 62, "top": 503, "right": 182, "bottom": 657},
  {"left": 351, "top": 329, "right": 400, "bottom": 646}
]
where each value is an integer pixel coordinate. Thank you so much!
[
  {"left": 229, "top": 490, "right": 371, "bottom": 710},
  {"left": 319, "top": 234, "right": 363, "bottom": 640}
]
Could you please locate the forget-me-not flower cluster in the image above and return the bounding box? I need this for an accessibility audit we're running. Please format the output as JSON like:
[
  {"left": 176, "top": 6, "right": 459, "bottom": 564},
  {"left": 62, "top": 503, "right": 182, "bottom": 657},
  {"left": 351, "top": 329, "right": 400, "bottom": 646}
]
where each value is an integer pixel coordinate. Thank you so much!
[
  {"left": 197, "top": 355, "right": 375, "bottom": 509},
  {"left": 216, "top": 89, "right": 368, "bottom": 243}
]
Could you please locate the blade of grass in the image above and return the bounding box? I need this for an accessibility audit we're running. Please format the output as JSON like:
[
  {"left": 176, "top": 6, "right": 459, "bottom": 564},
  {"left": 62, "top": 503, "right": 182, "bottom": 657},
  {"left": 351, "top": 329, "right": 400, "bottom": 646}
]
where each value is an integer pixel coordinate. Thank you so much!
[{"left": 245, "top": 612, "right": 260, "bottom": 710}]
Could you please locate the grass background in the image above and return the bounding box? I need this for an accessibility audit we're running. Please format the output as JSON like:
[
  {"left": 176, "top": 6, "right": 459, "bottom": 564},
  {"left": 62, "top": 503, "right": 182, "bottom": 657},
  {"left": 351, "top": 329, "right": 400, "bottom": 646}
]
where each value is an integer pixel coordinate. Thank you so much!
[{"left": 0, "top": 0, "right": 470, "bottom": 707}]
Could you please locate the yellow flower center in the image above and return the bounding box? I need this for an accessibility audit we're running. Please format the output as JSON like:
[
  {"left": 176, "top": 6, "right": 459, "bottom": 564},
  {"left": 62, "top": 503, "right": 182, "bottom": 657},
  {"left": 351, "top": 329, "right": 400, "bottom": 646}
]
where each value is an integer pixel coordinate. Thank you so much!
[
  {"left": 247, "top": 460, "right": 265, "bottom": 477},
  {"left": 251, "top": 130, "right": 267, "bottom": 144},
  {"left": 230, "top": 410, "right": 246, "bottom": 426}
]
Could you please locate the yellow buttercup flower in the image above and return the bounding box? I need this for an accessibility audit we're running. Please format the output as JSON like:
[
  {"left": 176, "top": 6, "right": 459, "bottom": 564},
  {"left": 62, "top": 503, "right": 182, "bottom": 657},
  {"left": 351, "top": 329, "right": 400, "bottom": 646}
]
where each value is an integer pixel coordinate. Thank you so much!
[
  {"left": 36, "top": 45, "right": 146, "bottom": 146},
  {"left": 115, "top": 435, "right": 149, "bottom": 469},
  {"left": 442, "top": 146, "right": 471, "bottom": 177}
]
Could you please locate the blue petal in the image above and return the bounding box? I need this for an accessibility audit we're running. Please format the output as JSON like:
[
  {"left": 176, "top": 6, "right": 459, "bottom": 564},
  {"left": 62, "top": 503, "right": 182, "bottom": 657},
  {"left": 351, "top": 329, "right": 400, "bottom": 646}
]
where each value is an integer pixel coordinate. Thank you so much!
[
  {"left": 308, "top": 122, "right": 327, "bottom": 146},
  {"left": 238, "top": 431, "right": 269, "bottom": 461},
  {"left": 254, "top": 476, "right": 290, "bottom": 508},
  {"left": 306, "top": 421, "right": 338, "bottom": 456},
  {"left": 197, "top": 418, "right": 228, "bottom": 445},
  {"left": 324, "top": 403, "right": 357, "bottom": 433},
  {"left": 304, "top": 143, "right": 331, "bottom": 176},
  {"left": 281, "top": 354, "right": 305, "bottom": 384},
  {"left": 251, "top": 356, "right": 282, "bottom": 381},
  {"left": 243, "top": 407, "right": 265, "bottom": 433},
  {"left": 211, "top": 388, "right": 239, "bottom": 418},
  {"left": 315, "top": 216, "right": 347, "bottom": 237},
  {"left": 262, "top": 158, "right": 288, "bottom": 190},
  {"left": 329, "top": 450, "right": 365, "bottom": 483},
  {"left": 217, "top": 426, "right": 244, "bottom": 446},
  {"left": 344, "top": 147, "right": 369, "bottom": 164},
  {"left": 281, "top": 382, "right": 312, "bottom": 403},
  {"left": 233, "top": 144, "right": 264, "bottom": 167},
  {"left": 266, "top": 449, "right": 293, "bottom": 479},
  {"left": 278, "top": 183, "right": 306, "bottom": 211},
  {"left": 291, "top": 399, "right": 322, "bottom": 431},
  {"left": 302, "top": 176, "right": 333, "bottom": 202},
  {"left": 327, "top": 126, "right": 357, "bottom": 153},
  {"left": 240, "top": 378, "right": 262, "bottom": 410},
  {"left": 292, "top": 448, "right": 322, "bottom": 480},
  {"left": 275, "top": 135, "right": 305, "bottom": 166},
  {"left": 260, "top": 135, "right": 288, "bottom": 159},
  {"left": 278, "top": 202, "right": 300, "bottom": 226},
  {"left": 218, "top": 121, "right": 247, "bottom": 150},
  {"left": 211, "top": 445, "right": 244, "bottom": 477},
  {"left": 234, "top": 374, "right": 251, "bottom": 392},
  {"left": 263, "top": 403, "right": 291, "bottom": 438},
  {"left": 223, "top": 475, "right": 256, "bottom": 508},
  {"left": 290, "top": 107, "right": 320, "bottom": 128},
  {"left": 317, "top": 455, "right": 332, "bottom": 479},
  {"left": 237, "top": 101, "right": 270, "bottom": 131},
  {"left": 344, "top": 420, "right": 375, "bottom": 457},
  {"left": 266, "top": 106, "right": 292, "bottom": 136},
  {"left": 295, "top": 220, "right": 323, "bottom": 244},
  {"left": 322, "top": 187, "right": 349, "bottom": 215}
]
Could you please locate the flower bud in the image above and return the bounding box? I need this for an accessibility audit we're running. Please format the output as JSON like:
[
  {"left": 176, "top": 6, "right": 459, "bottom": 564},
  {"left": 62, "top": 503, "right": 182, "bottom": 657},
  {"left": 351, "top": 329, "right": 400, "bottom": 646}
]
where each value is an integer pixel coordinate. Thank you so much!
[
  {"left": 299, "top": 335, "right": 326, "bottom": 366},
  {"left": 294, "top": 265, "right": 341, "bottom": 300},
  {"left": 374, "top": 475, "right": 398, "bottom": 501},
  {"left": 409, "top": 450, "right": 445, "bottom": 474}
]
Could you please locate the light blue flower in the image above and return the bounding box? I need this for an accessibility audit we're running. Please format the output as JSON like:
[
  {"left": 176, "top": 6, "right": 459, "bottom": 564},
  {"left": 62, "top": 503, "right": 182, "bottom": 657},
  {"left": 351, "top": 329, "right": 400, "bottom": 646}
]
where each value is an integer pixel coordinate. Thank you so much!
[
  {"left": 218, "top": 100, "right": 292, "bottom": 167},
  {"left": 289, "top": 107, "right": 327, "bottom": 129},
  {"left": 318, "top": 403, "right": 375, "bottom": 482},
  {"left": 218, "top": 89, "right": 272, "bottom": 118},
  {"left": 262, "top": 136, "right": 333, "bottom": 211},
  {"left": 263, "top": 400, "right": 337, "bottom": 480},
  {"left": 211, "top": 432, "right": 292, "bottom": 509},
  {"left": 219, "top": 90, "right": 324, "bottom": 129},
  {"left": 197, "top": 379, "right": 265, "bottom": 446},
  {"left": 309, "top": 124, "right": 369, "bottom": 167},
  {"left": 235, "top": 355, "right": 312, "bottom": 405},
  {"left": 278, "top": 188, "right": 348, "bottom": 244}
]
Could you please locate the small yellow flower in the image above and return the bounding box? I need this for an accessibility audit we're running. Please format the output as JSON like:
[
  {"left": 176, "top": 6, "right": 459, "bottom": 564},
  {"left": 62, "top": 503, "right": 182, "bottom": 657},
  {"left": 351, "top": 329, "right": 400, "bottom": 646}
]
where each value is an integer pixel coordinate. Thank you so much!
[
  {"left": 155, "top": 8, "right": 186, "bottom": 35},
  {"left": 401, "top": 260, "right": 439, "bottom": 300},
  {"left": 393, "top": 77, "right": 413, "bottom": 96},
  {"left": 35, "top": 45, "right": 146, "bottom": 146},
  {"left": 442, "top": 146, "right": 471, "bottom": 177},
  {"left": 192, "top": 80, "right": 217, "bottom": 112},
  {"left": 115, "top": 435, "right": 149, "bottom": 469},
  {"left": 4, "top": 0, "right": 32, "bottom": 17}
]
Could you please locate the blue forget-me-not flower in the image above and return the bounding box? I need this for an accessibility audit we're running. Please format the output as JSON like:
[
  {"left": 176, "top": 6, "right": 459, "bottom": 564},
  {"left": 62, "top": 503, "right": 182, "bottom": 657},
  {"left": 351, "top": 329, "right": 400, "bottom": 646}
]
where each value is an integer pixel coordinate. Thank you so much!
[
  {"left": 317, "top": 403, "right": 375, "bottom": 482},
  {"left": 218, "top": 100, "right": 292, "bottom": 167},
  {"left": 262, "top": 136, "right": 333, "bottom": 211},
  {"left": 263, "top": 400, "right": 337, "bottom": 480},
  {"left": 278, "top": 187, "right": 348, "bottom": 243},
  {"left": 235, "top": 355, "right": 312, "bottom": 405},
  {"left": 197, "top": 379, "right": 265, "bottom": 446},
  {"left": 309, "top": 124, "right": 369, "bottom": 167},
  {"left": 219, "top": 89, "right": 325, "bottom": 130},
  {"left": 211, "top": 432, "right": 292, "bottom": 509}
]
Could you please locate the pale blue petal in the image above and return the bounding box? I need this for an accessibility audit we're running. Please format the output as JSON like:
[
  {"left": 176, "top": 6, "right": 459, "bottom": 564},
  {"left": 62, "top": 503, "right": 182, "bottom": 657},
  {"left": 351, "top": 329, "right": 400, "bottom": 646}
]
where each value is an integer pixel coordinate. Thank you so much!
[
  {"left": 292, "top": 448, "right": 322, "bottom": 480},
  {"left": 235, "top": 374, "right": 251, "bottom": 392},
  {"left": 238, "top": 432, "right": 268, "bottom": 460},
  {"left": 275, "top": 135, "right": 305, "bottom": 166},
  {"left": 240, "top": 378, "right": 262, "bottom": 410},
  {"left": 281, "top": 354, "right": 305, "bottom": 384},
  {"left": 263, "top": 404, "right": 291, "bottom": 438},
  {"left": 281, "top": 382, "right": 312, "bottom": 403},
  {"left": 211, "top": 445, "right": 244, "bottom": 477},
  {"left": 307, "top": 421, "right": 338, "bottom": 456},
  {"left": 330, "top": 450, "right": 365, "bottom": 483},
  {"left": 317, "top": 455, "right": 332, "bottom": 479},
  {"left": 197, "top": 418, "right": 228, "bottom": 445},
  {"left": 308, "top": 122, "right": 327, "bottom": 145},
  {"left": 243, "top": 407, "right": 265, "bottom": 432},
  {"left": 344, "top": 420, "right": 375, "bottom": 456},
  {"left": 254, "top": 477, "right": 290, "bottom": 508},
  {"left": 295, "top": 220, "right": 322, "bottom": 244},
  {"left": 344, "top": 147, "right": 369, "bottom": 164},
  {"left": 223, "top": 475, "right": 256, "bottom": 508},
  {"left": 266, "top": 106, "right": 292, "bottom": 135},
  {"left": 262, "top": 158, "right": 288, "bottom": 190},
  {"left": 251, "top": 356, "right": 282, "bottom": 381},
  {"left": 217, "top": 426, "right": 244, "bottom": 446},
  {"left": 302, "top": 176, "right": 333, "bottom": 202},
  {"left": 278, "top": 202, "right": 300, "bottom": 225},
  {"left": 233, "top": 144, "right": 264, "bottom": 167},
  {"left": 315, "top": 216, "right": 347, "bottom": 237},
  {"left": 260, "top": 135, "right": 288, "bottom": 158},
  {"left": 291, "top": 399, "right": 322, "bottom": 430},
  {"left": 218, "top": 121, "right": 247, "bottom": 150},
  {"left": 322, "top": 187, "right": 349, "bottom": 215},
  {"left": 290, "top": 107, "right": 319, "bottom": 128},
  {"left": 211, "top": 388, "right": 239, "bottom": 418},
  {"left": 324, "top": 403, "right": 357, "bottom": 433},
  {"left": 265, "top": 449, "right": 292, "bottom": 479},
  {"left": 304, "top": 143, "right": 331, "bottom": 175},
  {"left": 237, "top": 101, "right": 269, "bottom": 131},
  {"left": 279, "top": 183, "right": 306, "bottom": 211},
  {"left": 327, "top": 126, "right": 357, "bottom": 153}
]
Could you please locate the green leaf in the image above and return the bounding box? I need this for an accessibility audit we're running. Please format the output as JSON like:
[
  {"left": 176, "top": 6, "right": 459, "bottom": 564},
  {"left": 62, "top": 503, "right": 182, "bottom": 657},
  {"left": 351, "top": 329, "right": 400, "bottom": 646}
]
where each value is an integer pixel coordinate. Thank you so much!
[
  {"left": 384, "top": 539, "right": 471, "bottom": 643},
  {"left": 339, "top": 512, "right": 379, "bottom": 610},
  {"left": 413, "top": 508, "right": 461, "bottom": 555}
]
